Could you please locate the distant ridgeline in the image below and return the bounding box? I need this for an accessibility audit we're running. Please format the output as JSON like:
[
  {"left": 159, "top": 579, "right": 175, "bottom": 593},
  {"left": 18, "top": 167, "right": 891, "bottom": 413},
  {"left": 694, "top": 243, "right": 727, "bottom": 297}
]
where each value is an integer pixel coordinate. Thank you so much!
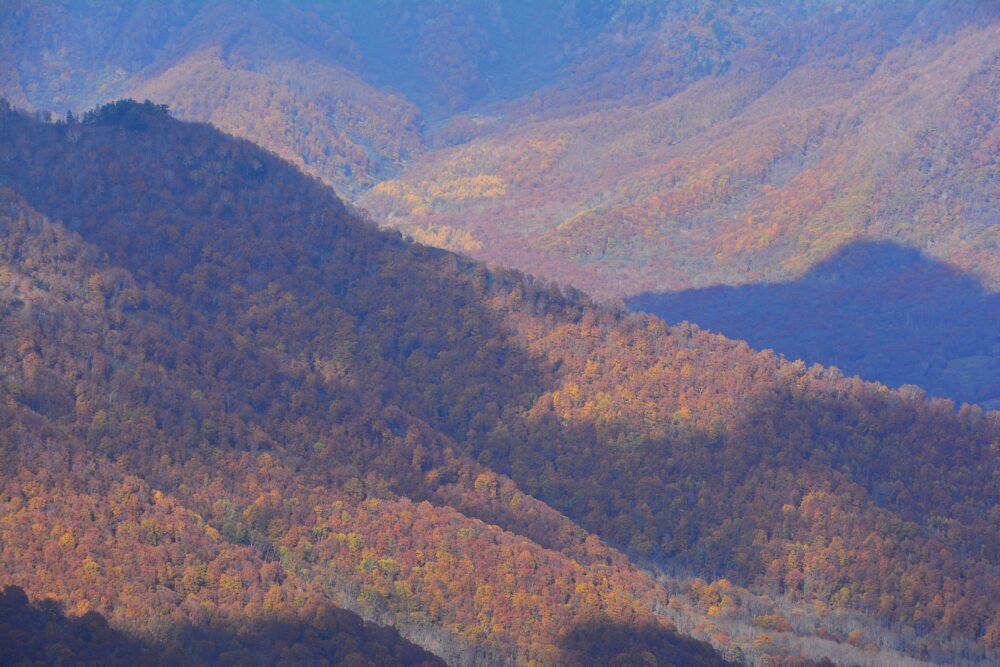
[{"left": 628, "top": 241, "right": 1000, "bottom": 410}]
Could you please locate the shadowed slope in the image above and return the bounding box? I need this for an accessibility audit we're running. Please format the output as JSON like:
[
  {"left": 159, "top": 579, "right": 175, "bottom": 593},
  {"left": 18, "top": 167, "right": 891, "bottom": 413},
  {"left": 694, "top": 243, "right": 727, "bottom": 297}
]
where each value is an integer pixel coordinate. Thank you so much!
[
  {"left": 558, "top": 616, "right": 737, "bottom": 667},
  {"left": 628, "top": 241, "right": 1000, "bottom": 409},
  {"left": 0, "top": 585, "right": 444, "bottom": 666}
]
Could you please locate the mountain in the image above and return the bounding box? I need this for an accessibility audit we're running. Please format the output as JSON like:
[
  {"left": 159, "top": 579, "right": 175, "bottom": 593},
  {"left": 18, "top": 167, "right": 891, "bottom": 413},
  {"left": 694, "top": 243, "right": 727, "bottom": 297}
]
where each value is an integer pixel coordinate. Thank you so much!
[
  {"left": 6, "top": 1, "right": 997, "bottom": 282},
  {"left": 356, "top": 0, "right": 1000, "bottom": 410},
  {"left": 0, "top": 0, "right": 424, "bottom": 196},
  {"left": 1, "top": 100, "right": 998, "bottom": 665},
  {"left": 0, "top": 0, "right": 612, "bottom": 196}
]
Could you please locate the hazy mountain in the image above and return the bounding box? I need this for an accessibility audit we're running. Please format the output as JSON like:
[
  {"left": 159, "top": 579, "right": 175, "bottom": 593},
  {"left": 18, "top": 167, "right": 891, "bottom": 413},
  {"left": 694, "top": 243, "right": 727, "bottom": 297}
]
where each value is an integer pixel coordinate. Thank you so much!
[
  {"left": 0, "top": 0, "right": 615, "bottom": 195},
  {"left": 6, "top": 2, "right": 996, "bottom": 296}
]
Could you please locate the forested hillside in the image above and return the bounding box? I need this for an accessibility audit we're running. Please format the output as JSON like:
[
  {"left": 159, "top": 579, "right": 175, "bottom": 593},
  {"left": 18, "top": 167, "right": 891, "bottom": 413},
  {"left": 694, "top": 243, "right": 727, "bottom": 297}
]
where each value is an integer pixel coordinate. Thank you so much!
[
  {"left": 0, "top": 101, "right": 997, "bottom": 665},
  {"left": 357, "top": 0, "right": 1000, "bottom": 408}
]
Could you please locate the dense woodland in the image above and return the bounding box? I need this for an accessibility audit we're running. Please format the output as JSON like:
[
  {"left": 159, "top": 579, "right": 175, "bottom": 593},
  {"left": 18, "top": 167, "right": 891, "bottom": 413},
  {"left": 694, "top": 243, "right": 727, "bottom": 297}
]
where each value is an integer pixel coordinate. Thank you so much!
[
  {"left": 0, "top": 101, "right": 731, "bottom": 667},
  {"left": 0, "top": 101, "right": 997, "bottom": 665}
]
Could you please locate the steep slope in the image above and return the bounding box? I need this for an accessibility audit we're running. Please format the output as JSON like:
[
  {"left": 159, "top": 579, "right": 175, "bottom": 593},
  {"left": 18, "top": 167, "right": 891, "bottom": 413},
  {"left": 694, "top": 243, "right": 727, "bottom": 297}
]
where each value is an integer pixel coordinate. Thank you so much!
[
  {"left": 358, "top": 1, "right": 1000, "bottom": 409},
  {"left": 1, "top": 102, "right": 998, "bottom": 664},
  {"left": 8, "top": 2, "right": 995, "bottom": 301},
  {"left": 0, "top": 480, "right": 444, "bottom": 667},
  {"left": 123, "top": 3, "right": 424, "bottom": 196}
]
